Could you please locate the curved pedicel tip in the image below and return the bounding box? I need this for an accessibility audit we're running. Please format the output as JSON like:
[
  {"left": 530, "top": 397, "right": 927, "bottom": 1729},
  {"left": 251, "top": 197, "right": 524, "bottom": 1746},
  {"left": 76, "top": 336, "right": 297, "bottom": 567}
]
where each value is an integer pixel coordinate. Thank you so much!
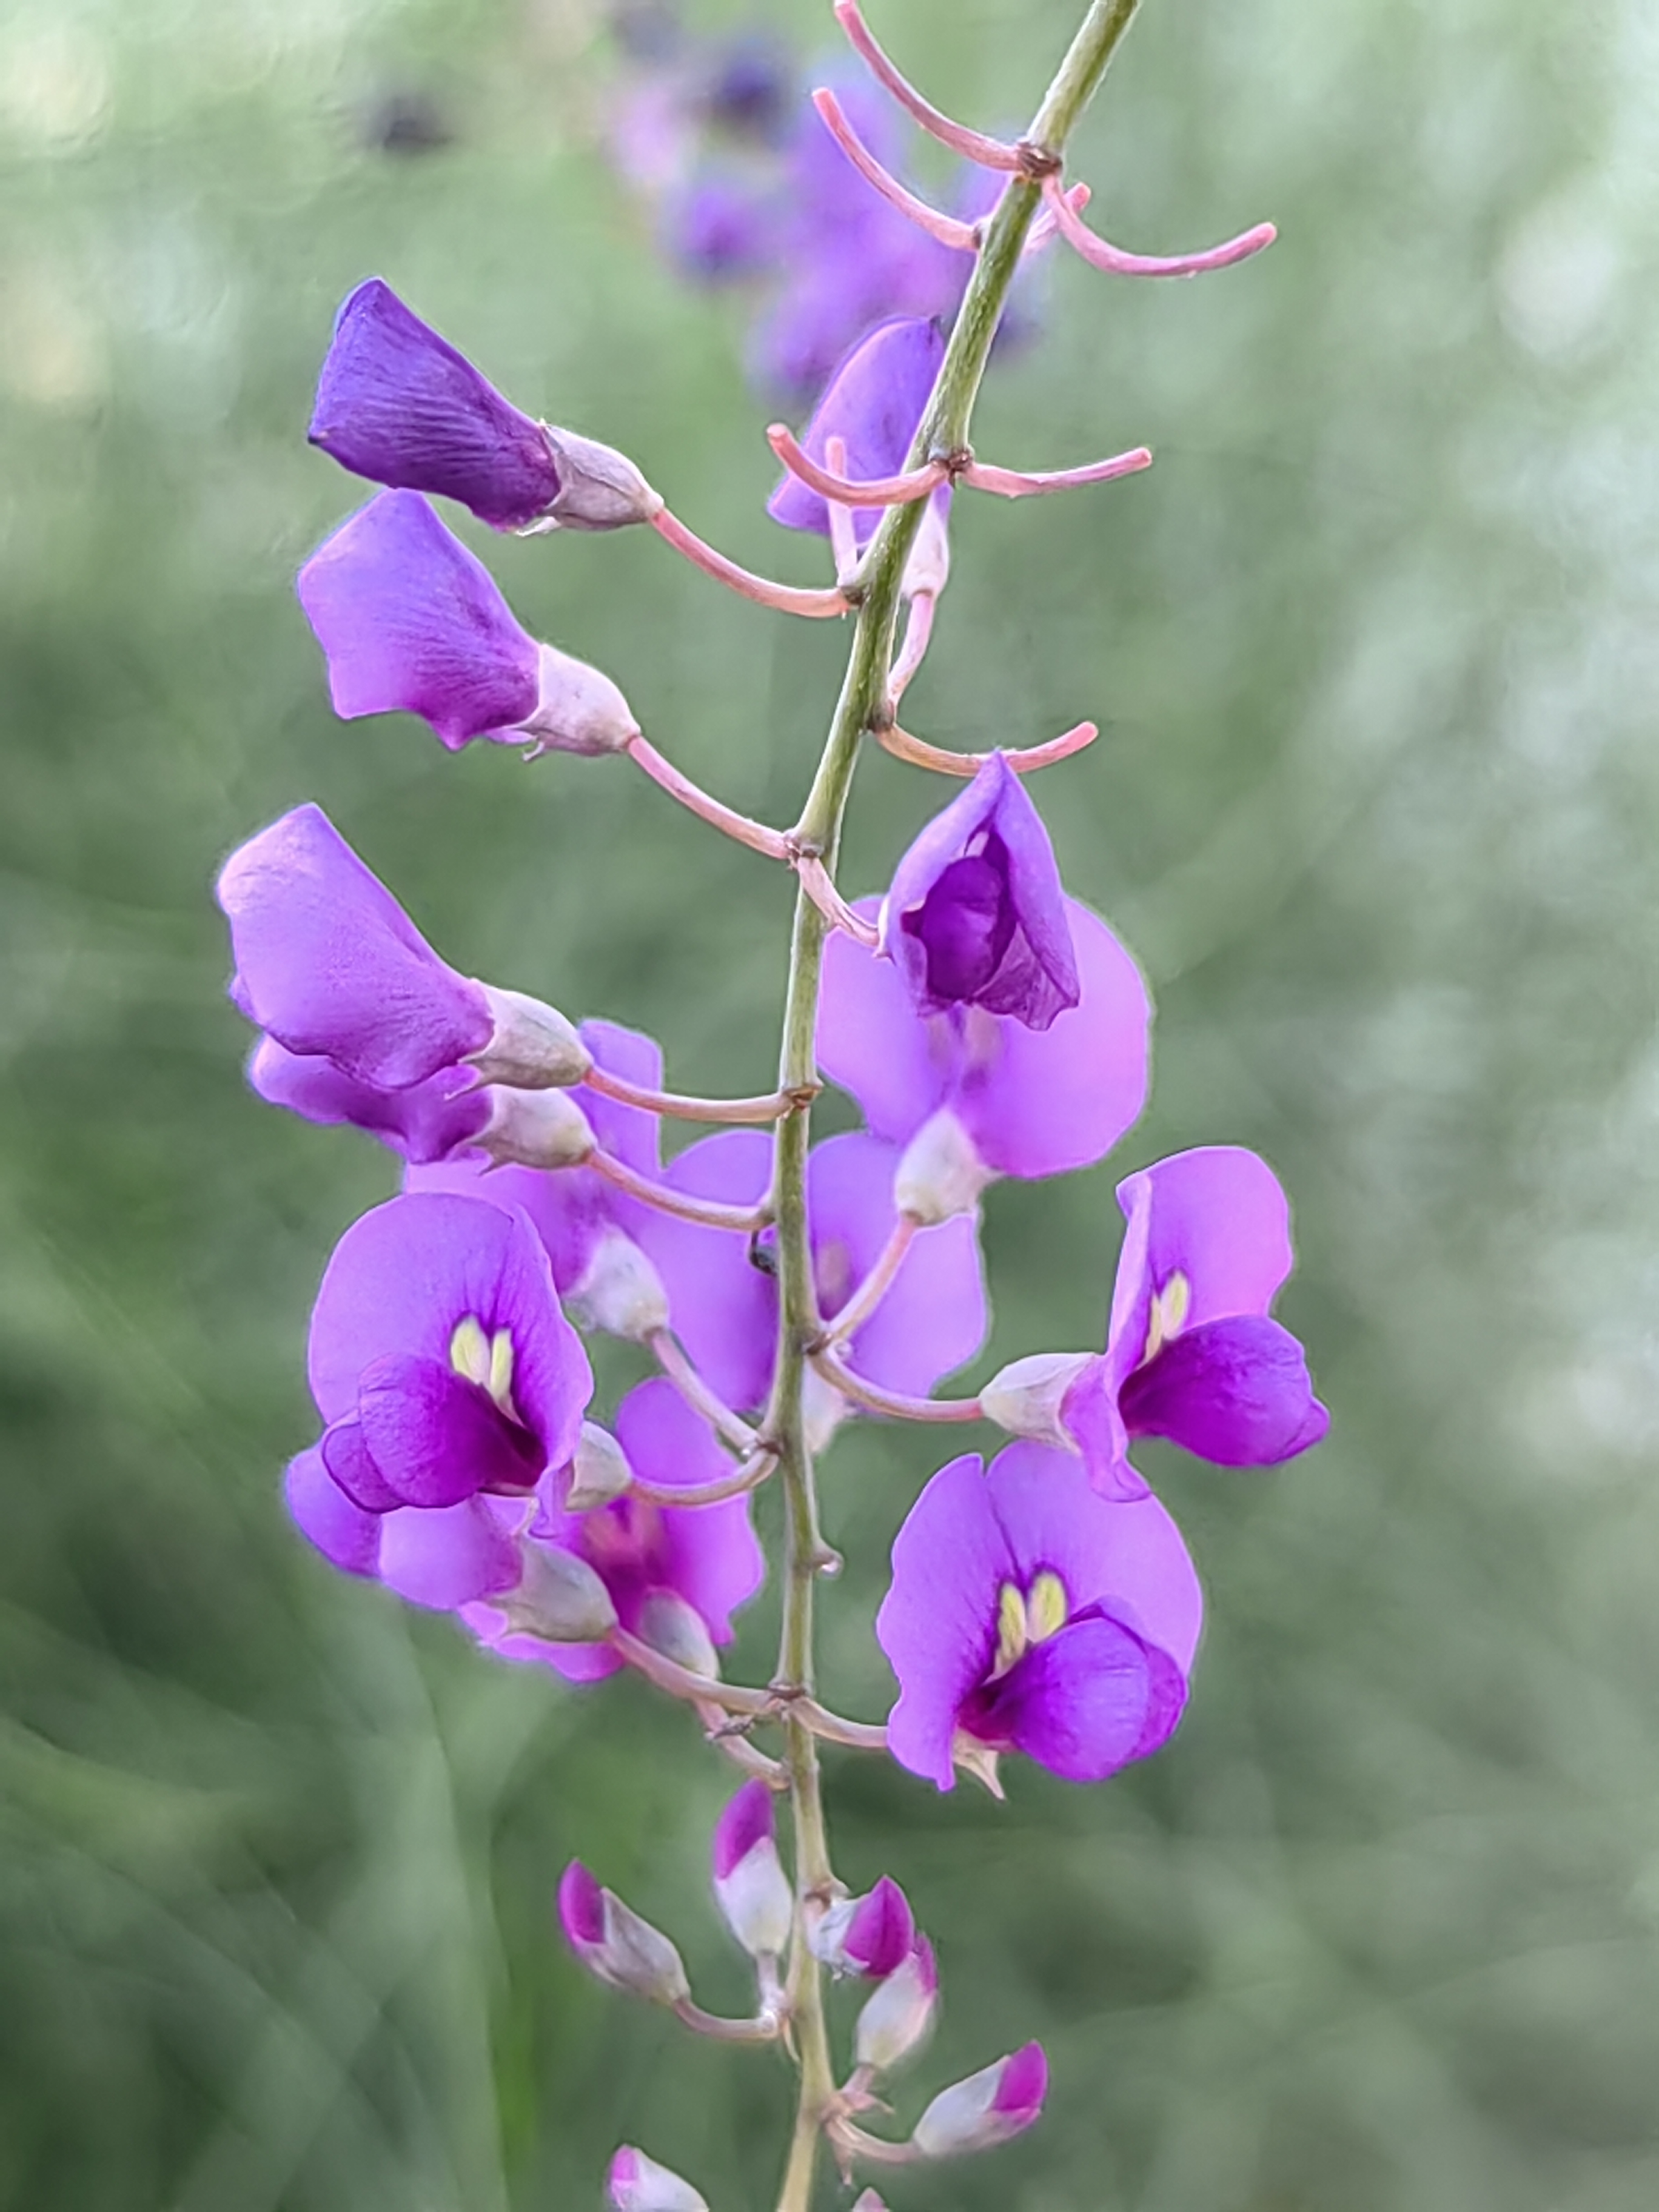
[
  {"left": 832, "top": 0, "right": 1023, "bottom": 172},
  {"left": 1024, "top": 179, "right": 1090, "bottom": 252},
  {"left": 876, "top": 717, "right": 1099, "bottom": 779},
  {"left": 809, "top": 87, "right": 980, "bottom": 252},
  {"left": 649, "top": 507, "right": 851, "bottom": 619},
  {"left": 766, "top": 421, "right": 946, "bottom": 509},
  {"left": 1044, "top": 172, "right": 1277, "bottom": 278},
  {"left": 961, "top": 446, "right": 1152, "bottom": 500}
]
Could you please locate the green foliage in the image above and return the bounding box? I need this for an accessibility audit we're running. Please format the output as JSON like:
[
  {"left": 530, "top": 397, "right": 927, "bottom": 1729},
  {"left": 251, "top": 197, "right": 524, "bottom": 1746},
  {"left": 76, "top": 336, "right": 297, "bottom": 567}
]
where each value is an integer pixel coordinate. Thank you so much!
[{"left": 1, "top": 0, "right": 1656, "bottom": 2206}]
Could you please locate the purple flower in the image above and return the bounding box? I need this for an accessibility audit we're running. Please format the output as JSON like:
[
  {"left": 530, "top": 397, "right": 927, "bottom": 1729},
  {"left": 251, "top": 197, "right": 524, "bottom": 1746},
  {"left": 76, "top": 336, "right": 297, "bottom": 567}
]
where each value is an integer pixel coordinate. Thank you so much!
[
  {"left": 911, "top": 2041, "right": 1047, "bottom": 2159},
  {"left": 558, "top": 1861, "right": 689, "bottom": 2005},
  {"left": 819, "top": 885, "right": 1150, "bottom": 1184},
  {"left": 471, "top": 1376, "right": 765, "bottom": 1684},
  {"left": 767, "top": 315, "right": 944, "bottom": 548},
  {"left": 249, "top": 1038, "right": 490, "bottom": 1165},
  {"left": 666, "top": 169, "right": 781, "bottom": 279},
  {"left": 217, "top": 803, "right": 492, "bottom": 1088},
  {"left": 285, "top": 1191, "right": 592, "bottom": 1611},
  {"left": 623, "top": 1127, "right": 987, "bottom": 1418},
  {"left": 812, "top": 1874, "right": 914, "bottom": 1980},
  {"left": 876, "top": 1443, "right": 1202, "bottom": 1791},
  {"left": 1062, "top": 1147, "right": 1330, "bottom": 1498},
  {"left": 309, "top": 278, "right": 564, "bottom": 530},
  {"left": 710, "top": 1780, "right": 793, "bottom": 1959},
  {"left": 881, "top": 754, "right": 1080, "bottom": 1031},
  {"left": 297, "top": 490, "right": 638, "bottom": 754}
]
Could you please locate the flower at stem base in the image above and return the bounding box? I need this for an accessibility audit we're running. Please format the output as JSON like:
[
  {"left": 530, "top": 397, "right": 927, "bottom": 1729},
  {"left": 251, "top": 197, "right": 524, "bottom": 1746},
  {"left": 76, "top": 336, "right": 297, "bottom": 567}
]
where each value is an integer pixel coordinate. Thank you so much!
[{"left": 877, "top": 1443, "right": 1201, "bottom": 1791}]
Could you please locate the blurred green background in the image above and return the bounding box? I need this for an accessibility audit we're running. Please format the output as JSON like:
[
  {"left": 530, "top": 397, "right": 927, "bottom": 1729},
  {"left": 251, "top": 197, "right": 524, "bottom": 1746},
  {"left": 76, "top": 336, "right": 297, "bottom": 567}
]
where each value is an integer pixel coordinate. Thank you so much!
[{"left": 3, "top": 0, "right": 1657, "bottom": 2205}]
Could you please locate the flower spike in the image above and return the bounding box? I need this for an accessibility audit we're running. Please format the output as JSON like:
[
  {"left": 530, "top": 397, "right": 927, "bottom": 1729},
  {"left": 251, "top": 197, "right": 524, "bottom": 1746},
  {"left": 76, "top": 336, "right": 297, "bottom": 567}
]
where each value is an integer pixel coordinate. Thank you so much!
[
  {"left": 1043, "top": 172, "right": 1277, "bottom": 278},
  {"left": 833, "top": 0, "right": 1024, "bottom": 172},
  {"left": 810, "top": 89, "right": 980, "bottom": 252},
  {"left": 766, "top": 421, "right": 946, "bottom": 510}
]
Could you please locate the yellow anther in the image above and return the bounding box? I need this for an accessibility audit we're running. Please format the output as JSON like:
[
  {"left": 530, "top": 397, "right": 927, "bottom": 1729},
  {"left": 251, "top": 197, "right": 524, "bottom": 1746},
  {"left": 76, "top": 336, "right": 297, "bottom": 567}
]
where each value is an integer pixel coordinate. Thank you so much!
[
  {"left": 1026, "top": 1570, "right": 1068, "bottom": 1645},
  {"left": 1144, "top": 1269, "right": 1191, "bottom": 1362},
  {"left": 487, "top": 1327, "right": 515, "bottom": 1412},
  {"left": 991, "top": 1582, "right": 1028, "bottom": 1678},
  {"left": 449, "top": 1315, "right": 491, "bottom": 1387}
]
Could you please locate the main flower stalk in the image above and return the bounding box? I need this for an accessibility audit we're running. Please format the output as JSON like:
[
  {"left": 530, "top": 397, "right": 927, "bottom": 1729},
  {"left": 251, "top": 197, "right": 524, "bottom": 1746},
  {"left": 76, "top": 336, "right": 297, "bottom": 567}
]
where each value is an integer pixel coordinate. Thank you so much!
[{"left": 765, "top": 6, "right": 1144, "bottom": 2204}]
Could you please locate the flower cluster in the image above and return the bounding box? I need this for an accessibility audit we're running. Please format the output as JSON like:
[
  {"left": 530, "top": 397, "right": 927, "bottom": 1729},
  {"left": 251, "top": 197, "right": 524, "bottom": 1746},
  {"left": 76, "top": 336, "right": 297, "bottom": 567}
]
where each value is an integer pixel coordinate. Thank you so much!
[{"left": 223, "top": 4, "right": 1306, "bottom": 2201}]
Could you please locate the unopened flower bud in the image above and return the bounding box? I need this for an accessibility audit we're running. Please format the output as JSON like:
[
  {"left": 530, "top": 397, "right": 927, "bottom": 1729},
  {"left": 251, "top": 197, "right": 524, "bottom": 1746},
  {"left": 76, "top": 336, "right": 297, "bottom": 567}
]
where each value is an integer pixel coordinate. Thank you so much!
[
  {"left": 536, "top": 428, "right": 663, "bottom": 534},
  {"left": 854, "top": 1937, "right": 937, "bottom": 2073},
  {"left": 522, "top": 642, "right": 641, "bottom": 757},
  {"left": 910, "top": 2041, "right": 1048, "bottom": 2160},
  {"left": 469, "top": 986, "right": 592, "bottom": 1090},
  {"left": 893, "top": 1107, "right": 993, "bottom": 1227},
  {"left": 850, "top": 2194, "right": 890, "bottom": 2212},
  {"left": 637, "top": 1589, "right": 720, "bottom": 1680},
  {"left": 606, "top": 2147, "right": 709, "bottom": 2212},
  {"left": 567, "top": 1228, "right": 672, "bottom": 1341},
  {"left": 979, "top": 1352, "right": 1093, "bottom": 1452},
  {"left": 809, "top": 1875, "right": 914, "bottom": 1979},
  {"left": 564, "top": 1421, "right": 634, "bottom": 1513},
  {"left": 711, "top": 1780, "right": 793, "bottom": 1959},
  {"left": 558, "top": 1860, "right": 689, "bottom": 2005},
  {"left": 496, "top": 1544, "right": 617, "bottom": 1643},
  {"left": 476, "top": 1087, "right": 597, "bottom": 1171}
]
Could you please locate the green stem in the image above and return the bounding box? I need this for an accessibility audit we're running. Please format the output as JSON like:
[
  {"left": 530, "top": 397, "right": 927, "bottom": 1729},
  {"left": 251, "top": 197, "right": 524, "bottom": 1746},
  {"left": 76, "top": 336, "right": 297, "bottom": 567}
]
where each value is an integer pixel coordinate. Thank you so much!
[{"left": 764, "top": 5, "right": 1145, "bottom": 2207}]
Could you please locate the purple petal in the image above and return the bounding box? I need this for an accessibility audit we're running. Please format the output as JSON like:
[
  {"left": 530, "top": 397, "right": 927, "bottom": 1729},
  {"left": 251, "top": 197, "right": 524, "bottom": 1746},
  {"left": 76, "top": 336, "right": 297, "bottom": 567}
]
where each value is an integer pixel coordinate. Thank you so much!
[
  {"left": 218, "top": 805, "right": 491, "bottom": 1088},
  {"left": 577, "top": 1019, "right": 666, "bottom": 1177},
  {"left": 320, "top": 1415, "right": 402, "bottom": 1513},
  {"left": 626, "top": 1130, "right": 775, "bottom": 1412},
  {"left": 977, "top": 1613, "right": 1185, "bottom": 1782},
  {"left": 667, "top": 171, "right": 782, "bottom": 279},
  {"left": 809, "top": 1131, "right": 987, "bottom": 1396},
  {"left": 1118, "top": 1314, "right": 1329, "bottom": 1466},
  {"left": 310, "top": 278, "right": 561, "bottom": 529},
  {"left": 297, "top": 489, "right": 540, "bottom": 749},
  {"left": 984, "top": 1441, "right": 1202, "bottom": 1672},
  {"left": 844, "top": 1877, "right": 914, "bottom": 1979},
  {"left": 1116, "top": 1147, "right": 1296, "bottom": 1329},
  {"left": 817, "top": 895, "right": 950, "bottom": 1146},
  {"left": 306, "top": 1193, "right": 591, "bottom": 1478},
  {"left": 955, "top": 899, "right": 1150, "bottom": 1178},
  {"left": 993, "top": 2042, "right": 1048, "bottom": 2125},
  {"left": 877, "top": 1453, "right": 1009, "bottom": 1791},
  {"left": 883, "top": 757, "right": 1079, "bottom": 1030},
  {"left": 249, "top": 1038, "right": 490, "bottom": 1162},
  {"left": 558, "top": 1858, "right": 605, "bottom": 1948},
  {"left": 356, "top": 1352, "right": 544, "bottom": 1506},
  {"left": 612, "top": 1378, "right": 765, "bottom": 1641},
  {"left": 711, "top": 1779, "right": 774, "bottom": 1882},
  {"left": 768, "top": 317, "right": 944, "bottom": 543},
  {"left": 376, "top": 1495, "right": 522, "bottom": 1609},
  {"left": 284, "top": 1446, "right": 381, "bottom": 1576}
]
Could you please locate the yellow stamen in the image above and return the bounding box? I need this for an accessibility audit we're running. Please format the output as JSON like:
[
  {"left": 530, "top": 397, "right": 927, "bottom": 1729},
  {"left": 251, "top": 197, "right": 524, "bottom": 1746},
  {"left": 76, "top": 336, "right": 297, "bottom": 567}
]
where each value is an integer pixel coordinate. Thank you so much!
[
  {"left": 1144, "top": 1269, "right": 1191, "bottom": 1362},
  {"left": 449, "top": 1315, "right": 491, "bottom": 1387},
  {"left": 1026, "top": 1569, "right": 1068, "bottom": 1644},
  {"left": 487, "top": 1327, "right": 515, "bottom": 1412},
  {"left": 992, "top": 1582, "right": 1028, "bottom": 1678}
]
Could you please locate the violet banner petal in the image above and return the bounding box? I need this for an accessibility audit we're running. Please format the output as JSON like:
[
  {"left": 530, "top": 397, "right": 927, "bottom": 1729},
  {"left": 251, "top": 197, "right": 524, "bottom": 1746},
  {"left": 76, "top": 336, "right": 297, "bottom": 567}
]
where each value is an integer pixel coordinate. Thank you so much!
[
  {"left": 768, "top": 316, "right": 945, "bottom": 544},
  {"left": 877, "top": 1453, "right": 1011, "bottom": 1791},
  {"left": 320, "top": 1415, "right": 403, "bottom": 1515},
  {"left": 984, "top": 1440, "right": 1202, "bottom": 1670},
  {"left": 249, "top": 1039, "right": 490, "bottom": 1163},
  {"left": 1118, "top": 1314, "right": 1329, "bottom": 1467},
  {"left": 817, "top": 898, "right": 949, "bottom": 1145},
  {"left": 356, "top": 1351, "right": 544, "bottom": 1506},
  {"left": 1115, "top": 1146, "right": 1295, "bottom": 1326},
  {"left": 285, "top": 1446, "right": 381, "bottom": 1577},
  {"left": 217, "top": 803, "right": 491, "bottom": 1088},
  {"left": 808, "top": 1131, "right": 988, "bottom": 1395},
  {"left": 309, "top": 278, "right": 562, "bottom": 529},
  {"left": 376, "top": 1496, "right": 523, "bottom": 1609},
  {"left": 296, "top": 489, "right": 540, "bottom": 749},
  {"left": 991, "top": 1614, "right": 1168, "bottom": 1783}
]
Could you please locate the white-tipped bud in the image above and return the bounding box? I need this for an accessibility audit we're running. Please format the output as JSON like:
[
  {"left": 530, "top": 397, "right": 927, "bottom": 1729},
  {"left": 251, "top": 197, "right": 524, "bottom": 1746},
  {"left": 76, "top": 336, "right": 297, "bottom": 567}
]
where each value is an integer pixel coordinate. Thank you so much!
[
  {"left": 607, "top": 2147, "right": 709, "bottom": 2212},
  {"left": 558, "top": 1862, "right": 689, "bottom": 2006},
  {"left": 711, "top": 1781, "right": 794, "bottom": 1960},
  {"left": 523, "top": 642, "right": 641, "bottom": 757},
  {"left": 979, "top": 1352, "right": 1093, "bottom": 1452},
  {"left": 469, "top": 985, "right": 592, "bottom": 1090},
  {"left": 475, "top": 1086, "right": 597, "bottom": 1171},
  {"left": 910, "top": 2042, "right": 1048, "bottom": 2160},
  {"left": 495, "top": 1544, "right": 617, "bottom": 1643},
  {"left": 564, "top": 1421, "right": 634, "bottom": 1513},
  {"left": 637, "top": 1589, "right": 720, "bottom": 1681},
  {"left": 538, "top": 428, "right": 663, "bottom": 533},
  {"left": 854, "top": 1939, "right": 938, "bottom": 2074},
  {"left": 850, "top": 2194, "right": 890, "bottom": 2212},
  {"left": 893, "top": 1107, "right": 993, "bottom": 1227},
  {"left": 902, "top": 492, "right": 951, "bottom": 600},
  {"left": 567, "top": 1228, "right": 672, "bottom": 1342}
]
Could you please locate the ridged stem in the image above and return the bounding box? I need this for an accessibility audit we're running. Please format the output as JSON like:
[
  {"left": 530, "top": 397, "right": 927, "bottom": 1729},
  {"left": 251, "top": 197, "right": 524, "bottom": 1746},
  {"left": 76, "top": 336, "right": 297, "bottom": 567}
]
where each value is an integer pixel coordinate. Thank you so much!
[{"left": 762, "top": 9, "right": 1147, "bottom": 2208}]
